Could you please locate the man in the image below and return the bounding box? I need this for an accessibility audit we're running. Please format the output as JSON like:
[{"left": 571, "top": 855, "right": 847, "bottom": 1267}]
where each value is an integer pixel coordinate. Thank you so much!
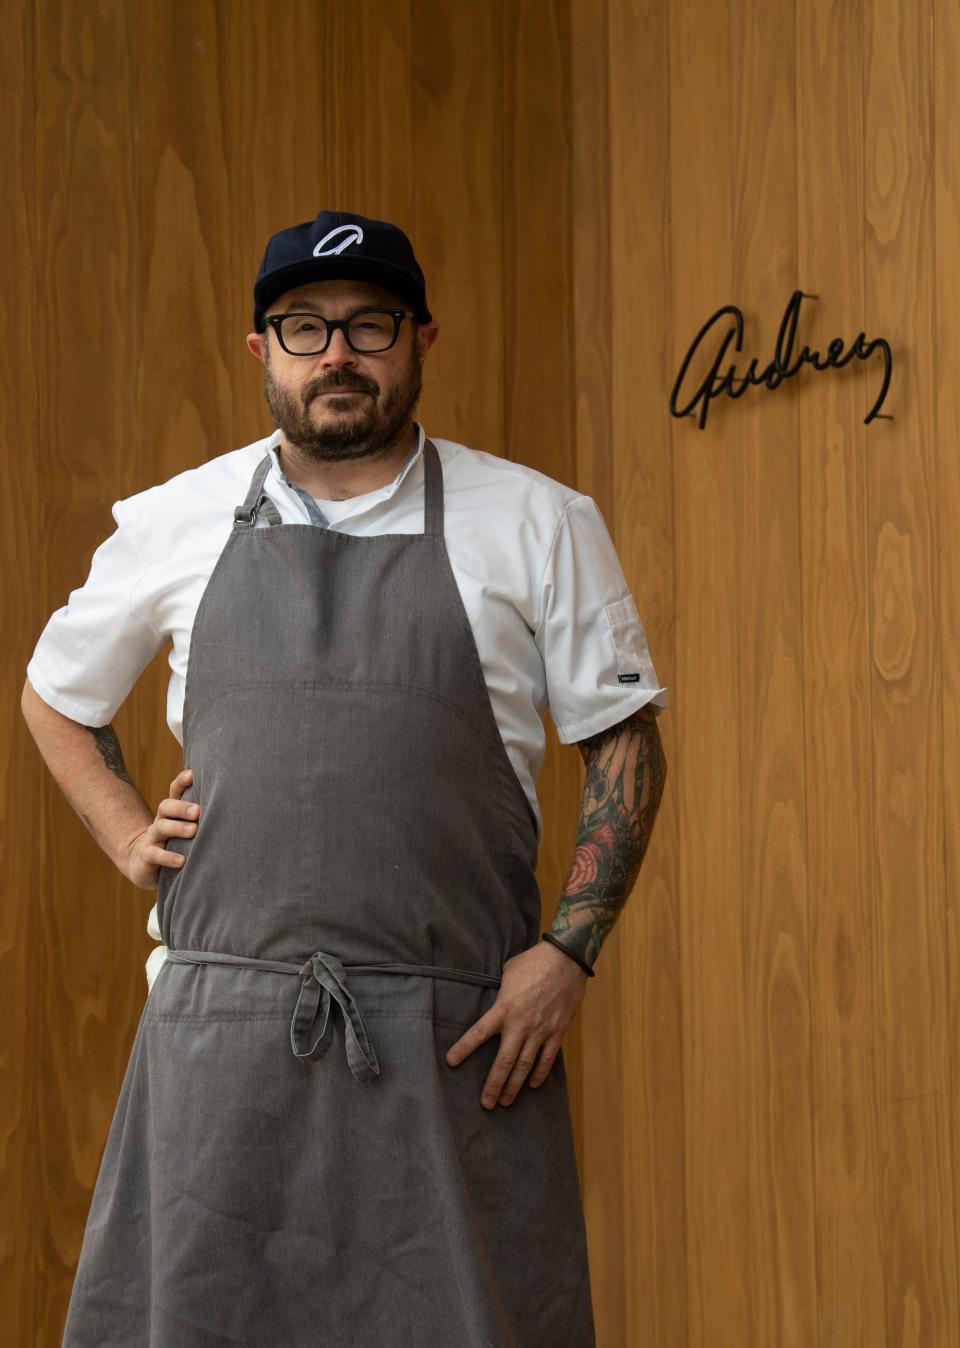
[{"left": 22, "top": 210, "right": 668, "bottom": 1347}]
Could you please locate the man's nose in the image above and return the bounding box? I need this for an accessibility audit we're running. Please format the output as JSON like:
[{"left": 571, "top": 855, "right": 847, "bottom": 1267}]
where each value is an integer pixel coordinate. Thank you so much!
[{"left": 318, "top": 326, "right": 358, "bottom": 366}]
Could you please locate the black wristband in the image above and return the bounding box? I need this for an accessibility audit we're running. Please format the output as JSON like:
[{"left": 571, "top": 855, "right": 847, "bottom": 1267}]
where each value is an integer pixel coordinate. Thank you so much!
[{"left": 541, "top": 931, "right": 596, "bottom": 977}]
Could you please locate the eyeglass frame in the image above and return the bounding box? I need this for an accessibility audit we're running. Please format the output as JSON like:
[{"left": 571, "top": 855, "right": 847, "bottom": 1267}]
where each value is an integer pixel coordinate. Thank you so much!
[{"left": 263, "top": 307, "right": 418, "bottom": 356}]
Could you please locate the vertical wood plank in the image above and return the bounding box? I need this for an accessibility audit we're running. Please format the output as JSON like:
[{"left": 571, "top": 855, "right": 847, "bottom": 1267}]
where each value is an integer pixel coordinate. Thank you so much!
[
  {"left": 412, "top": 0, "right": 504, "bottom": 452},
  {"left": 669, "top": 0, "right": 750, "bottom": 1343},
  {"left": 501, "top": 0, "right": 573, "bottom": 479},
  {"left": 933, "top": 0, "right": 960, "bottom": 1324},
  {"left": 32, "top": 0, "right": 145, "bottom": 1340},
  {"left": 137, "top": 0, "right": 245, "bottom": 485},
  {"left": 732, "top": 2, "right": 819, "bottom": 1344},
  {"left": 1, "top": 2, "right": 39, "bottom": 1343},
  {"left": 798, "top": 3, "right": 887, "bottom": 1345},
  {"left": 607, "top": 2, "right": 684, "bottom": 1346},
  {"left": 864, "top": 0, "right": 958, "bottom": 1343}
]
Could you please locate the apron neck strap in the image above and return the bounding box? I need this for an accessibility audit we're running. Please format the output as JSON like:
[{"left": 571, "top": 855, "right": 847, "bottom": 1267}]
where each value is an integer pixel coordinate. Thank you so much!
[
  {"left": 422, "top": 438, "right": 443, "bottom": 538},
  {"left": 234, "top": 453, "right": 281, "bottom": 527}
]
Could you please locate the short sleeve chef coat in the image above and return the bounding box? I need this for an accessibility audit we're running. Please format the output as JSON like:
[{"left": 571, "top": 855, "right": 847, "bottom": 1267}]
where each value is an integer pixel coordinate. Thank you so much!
[{"left": 26, "top": 422, "right": 668, "bottom": 988}]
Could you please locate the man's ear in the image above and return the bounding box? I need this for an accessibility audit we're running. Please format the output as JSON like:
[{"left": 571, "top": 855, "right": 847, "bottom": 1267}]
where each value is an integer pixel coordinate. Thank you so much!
[
  {"left": 417, "top": 319, "right": 440, "bottom": 360},
  {"left": 246, "top": 331, "right": 266, "bottom": 363}
]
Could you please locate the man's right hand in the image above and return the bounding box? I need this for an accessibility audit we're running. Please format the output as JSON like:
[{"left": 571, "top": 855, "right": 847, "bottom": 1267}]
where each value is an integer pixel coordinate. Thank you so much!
[{"left": 120, "top": 768, "right": 201, "bottom": 889}]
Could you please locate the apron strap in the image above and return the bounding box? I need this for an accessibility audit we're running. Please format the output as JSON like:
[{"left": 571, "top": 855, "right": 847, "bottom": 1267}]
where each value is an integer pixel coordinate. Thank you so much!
[
  {"left": 234, "top": 453, "right": 283, "bottom": 528},
  {"left": 422, "top": 438, "right": 443, "bottom": 538},
  {"left": 289, "top": 950, "right": 381, "bottom": 1081}
]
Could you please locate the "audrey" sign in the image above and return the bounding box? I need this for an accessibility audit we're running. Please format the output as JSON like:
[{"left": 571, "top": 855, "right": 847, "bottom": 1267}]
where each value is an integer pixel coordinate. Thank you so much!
[{"left": 670, "top": 290, "right": 892, "bottom": 429}]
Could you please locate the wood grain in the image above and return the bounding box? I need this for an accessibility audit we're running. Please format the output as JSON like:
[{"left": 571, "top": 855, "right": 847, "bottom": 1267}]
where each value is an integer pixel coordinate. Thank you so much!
[
  {"left": 1, "top": 2, "right": 40, "bottom": 1345},
  {"left": 32, "top": 4, "right": 149, "bottom": 1344},
  {"left": 935, "top": 0, "right": 960, "bottom": 1338},
  {"left": 735, "top": 3, "right": 820, "bottom": 1343},
  {"left": 864, "top": 1, "right": 958, "bottom": 1343},
  {"left": 607, "top": 4, "right": 684, "bottom": 1345},
  {"left": 668, "top": 1, "right": 754, "bottom": 1342},
  {"left": 799, "top": 3, "right": 887, "bottom": 1345},
  {"left": 571, "top": 1, "right": 628, "bottom": 1340}
]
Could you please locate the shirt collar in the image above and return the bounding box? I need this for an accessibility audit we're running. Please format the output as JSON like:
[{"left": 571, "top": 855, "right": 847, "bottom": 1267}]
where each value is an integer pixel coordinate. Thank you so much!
[{"left": 264, "top": 422, "right": 425, "bottom": 520}]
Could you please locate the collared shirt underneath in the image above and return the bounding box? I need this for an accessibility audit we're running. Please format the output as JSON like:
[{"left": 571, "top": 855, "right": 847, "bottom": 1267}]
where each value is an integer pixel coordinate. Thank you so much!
[{"left": 267, "top": 432, "right": 423, "bottom": 529}]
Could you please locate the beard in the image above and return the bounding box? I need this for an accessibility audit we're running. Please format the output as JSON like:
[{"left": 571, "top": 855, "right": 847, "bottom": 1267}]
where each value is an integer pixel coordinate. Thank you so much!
[{"left": 262, "top": 344, "right": 423, "bottom": 464}]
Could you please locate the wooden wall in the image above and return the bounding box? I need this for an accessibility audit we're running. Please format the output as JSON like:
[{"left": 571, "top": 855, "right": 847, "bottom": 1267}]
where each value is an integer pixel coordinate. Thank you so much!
[{"left": 4, "top": 1, "right": 957, "bottom": 1344}]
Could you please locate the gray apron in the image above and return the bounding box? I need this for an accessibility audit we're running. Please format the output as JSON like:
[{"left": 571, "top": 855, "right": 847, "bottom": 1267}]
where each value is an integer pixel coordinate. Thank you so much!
[{"left": 61, "top": 438, "right": 597, "bottom": 1347}]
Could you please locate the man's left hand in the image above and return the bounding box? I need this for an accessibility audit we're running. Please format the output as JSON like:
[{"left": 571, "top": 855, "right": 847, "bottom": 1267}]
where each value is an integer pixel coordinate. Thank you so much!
[{"left": 444, "top": 941, "right": 590, "bottom": 1109}]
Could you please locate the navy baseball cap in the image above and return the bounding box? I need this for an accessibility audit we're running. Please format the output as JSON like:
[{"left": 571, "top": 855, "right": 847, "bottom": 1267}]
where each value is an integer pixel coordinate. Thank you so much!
[{"left": 252, "top": 210, "right": 432, "bottom": 332}]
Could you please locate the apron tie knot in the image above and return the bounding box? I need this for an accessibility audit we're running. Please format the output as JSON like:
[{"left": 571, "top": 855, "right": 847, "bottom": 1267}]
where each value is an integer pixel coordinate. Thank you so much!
[{"left": 290, "top": 949, "right": 381, "bottom": 1082}]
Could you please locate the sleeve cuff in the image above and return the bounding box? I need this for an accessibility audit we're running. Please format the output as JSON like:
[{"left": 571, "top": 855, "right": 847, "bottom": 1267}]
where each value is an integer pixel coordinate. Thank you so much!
[
  {"left": 24, "top": 659, "right": 114, "bottom": 727},
  {"left": 554, "top": 688, "right": 669, "bottom": 744}
]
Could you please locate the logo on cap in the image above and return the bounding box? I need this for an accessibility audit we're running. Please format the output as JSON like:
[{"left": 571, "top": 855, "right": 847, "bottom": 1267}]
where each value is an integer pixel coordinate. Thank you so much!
[{"left": 313, "top": 224, "right": 364, "bottom": 257}]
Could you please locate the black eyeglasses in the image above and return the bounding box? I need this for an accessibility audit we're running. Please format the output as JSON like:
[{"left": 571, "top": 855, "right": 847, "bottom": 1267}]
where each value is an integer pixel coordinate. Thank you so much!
[{"left": 264, "top": 308, "right": 416, "bottom": 356}]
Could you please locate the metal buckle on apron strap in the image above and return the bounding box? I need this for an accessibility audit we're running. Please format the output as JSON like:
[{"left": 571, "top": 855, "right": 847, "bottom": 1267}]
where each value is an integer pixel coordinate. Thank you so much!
[
  {"left": 163, "top": 948, "right": 502, "bottom": 1084},
  {"left": 233, "top": 495, "right": 282, "bottom": 528}
]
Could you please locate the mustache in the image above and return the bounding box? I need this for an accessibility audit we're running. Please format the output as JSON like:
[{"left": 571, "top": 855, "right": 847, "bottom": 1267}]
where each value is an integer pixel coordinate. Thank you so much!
[{"left": 305, "top": 379, "right": 372, "bottom": 400}]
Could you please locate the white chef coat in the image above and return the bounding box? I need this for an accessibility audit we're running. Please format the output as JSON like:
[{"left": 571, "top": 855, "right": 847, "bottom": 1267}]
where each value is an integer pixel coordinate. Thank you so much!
[{"left": 26, "top": 422, "right": 668, "bottom": 989}]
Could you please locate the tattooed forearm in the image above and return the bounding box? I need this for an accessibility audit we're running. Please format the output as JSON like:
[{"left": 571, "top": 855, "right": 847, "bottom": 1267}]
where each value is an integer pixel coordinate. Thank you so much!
[
  {"left": 549, "top": 703, "right": 667, "bottom": 971},
  {"left": 88, "top": 723, "right": 134, "bottom": 785}
]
